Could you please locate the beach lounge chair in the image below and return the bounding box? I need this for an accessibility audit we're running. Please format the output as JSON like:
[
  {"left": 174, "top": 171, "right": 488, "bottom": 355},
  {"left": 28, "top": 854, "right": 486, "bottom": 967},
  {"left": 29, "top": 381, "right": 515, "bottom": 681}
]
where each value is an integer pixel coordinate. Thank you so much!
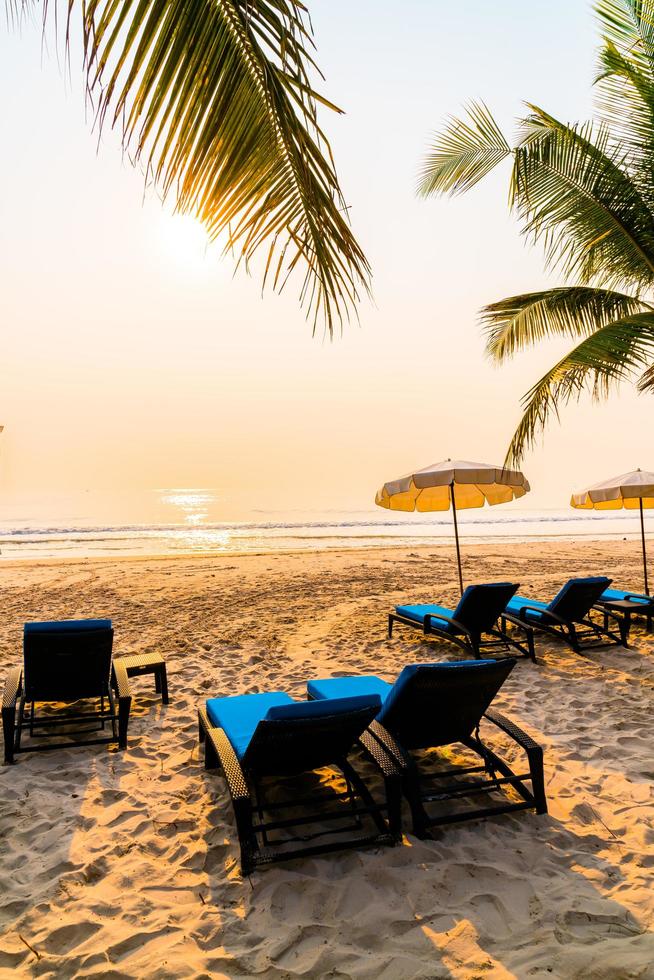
[
  {"left": 198, "top": 691, "right": 402, "bottom": 875},
  {"left": 503, "top": 576, "right": 624, "bottom": 654},
  {"left": 2, "top": 619, "right": 132, "bottom": 764},
  {"left": 389, "top": 582, "right": 535, "bottom": 661},
  {"left": 596, "top": 588, "right": 654, "bottom": 632},
  {"left": 307, "top": 659, "right": 546, "bottom": 837}
]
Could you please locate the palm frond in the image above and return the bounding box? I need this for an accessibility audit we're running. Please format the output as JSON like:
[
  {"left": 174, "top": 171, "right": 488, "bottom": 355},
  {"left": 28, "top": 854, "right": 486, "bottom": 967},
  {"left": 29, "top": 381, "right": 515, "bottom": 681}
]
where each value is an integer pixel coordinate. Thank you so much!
[
  {"left": 482, "top": 287, "right": 650, "bottom": 362},
  {"left": 595, "top": 42, "right": 654, "bottom": 153},
  {"left": 27, "top": 0, "right": 371, "bottom": 334},
  {"left": 511, "top": 106, "right": 654, "bottom": 291},
  {"left": 505, "top": 312, "right": 654, "bottom": 464},
  {"left": 594, "top": 2, "right": 654, "bottom": 158},
  {"left": 595, "top": 0, "right": 654, "bottom": 69},
  {"left": 638, "top": 362, "right": 654, "bottom": 388},
  {"left": 418, "top": 101, "right": 511, "bottom": 198}
]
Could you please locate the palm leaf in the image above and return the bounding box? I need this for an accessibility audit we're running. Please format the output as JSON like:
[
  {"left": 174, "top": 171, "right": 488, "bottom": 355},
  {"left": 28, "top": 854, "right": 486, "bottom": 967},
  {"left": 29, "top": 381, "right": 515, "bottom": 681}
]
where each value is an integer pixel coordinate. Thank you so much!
[
  {"left": 505, "top": 312, "right": 654, "bottom": 464},
  {"left": 482, "top": 287, "right": 650, "bottom": 362},
  {"left": 511, "top": 106, "right": 654, "bottom": 291},
  {"left": 594, "top": 0, "right": 654, "bottom": 69},
  {"left": 19, "top": 0, "right": 370, "bottom": 334},
  {"left": 595, "top": 42, "right": 654, "bottom": 161},
  {"left": 418, "top": 101, "right": 511, "bottom": 198}
]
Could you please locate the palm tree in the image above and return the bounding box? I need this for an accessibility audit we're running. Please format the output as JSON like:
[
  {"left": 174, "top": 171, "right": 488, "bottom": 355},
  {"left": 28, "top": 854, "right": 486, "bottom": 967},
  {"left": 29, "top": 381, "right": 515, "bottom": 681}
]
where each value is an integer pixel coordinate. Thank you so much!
[
  {"left": 418, "top": 0, "right": 654, "bottom": 465},
  {"left": 11, "top": 1, "right": 369, "bottom": 335}
]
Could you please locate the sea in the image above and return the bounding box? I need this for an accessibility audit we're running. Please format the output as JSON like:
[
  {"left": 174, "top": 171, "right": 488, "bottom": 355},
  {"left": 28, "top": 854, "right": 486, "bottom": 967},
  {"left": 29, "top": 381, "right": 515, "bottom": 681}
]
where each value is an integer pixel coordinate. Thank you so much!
[{"left": 0, "top": 488, "right": 645, "bottom": 561}]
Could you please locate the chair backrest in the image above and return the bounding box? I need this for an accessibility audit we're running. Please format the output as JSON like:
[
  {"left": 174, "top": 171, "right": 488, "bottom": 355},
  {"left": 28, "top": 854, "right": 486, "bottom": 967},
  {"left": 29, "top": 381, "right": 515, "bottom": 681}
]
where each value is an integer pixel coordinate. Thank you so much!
[
  {"left": 242, "top": 695, "right": 381, "bottom": 777},
  {"left": 377, "top": 659, "right": 515, "bottom": 750},
  {"left": 23, "top": 619, "right": 114, "bottom": 703},
  {"left": 547, "top": 577, "right": 612, "bottom": 622},
  {"left": 452, "top": 582, "right": 519, "bottom": 634}
]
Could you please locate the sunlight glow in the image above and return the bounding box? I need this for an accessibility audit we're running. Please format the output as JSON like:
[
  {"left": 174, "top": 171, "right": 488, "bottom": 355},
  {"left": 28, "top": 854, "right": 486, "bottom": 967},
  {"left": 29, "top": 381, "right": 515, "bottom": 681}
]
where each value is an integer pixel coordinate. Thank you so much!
[
  {"left": 160, "top": 489, "right": 213, "bottom": 524},
  {"left": 158, "top": 213, "right": 213, "bottom": 275}
]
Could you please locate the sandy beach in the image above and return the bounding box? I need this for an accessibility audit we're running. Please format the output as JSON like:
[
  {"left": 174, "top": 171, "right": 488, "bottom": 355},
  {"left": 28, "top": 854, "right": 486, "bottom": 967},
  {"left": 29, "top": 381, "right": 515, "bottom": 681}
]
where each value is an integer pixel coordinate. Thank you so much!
[{"left": 1, "top": 540, "right": 654, "bottom": 978}]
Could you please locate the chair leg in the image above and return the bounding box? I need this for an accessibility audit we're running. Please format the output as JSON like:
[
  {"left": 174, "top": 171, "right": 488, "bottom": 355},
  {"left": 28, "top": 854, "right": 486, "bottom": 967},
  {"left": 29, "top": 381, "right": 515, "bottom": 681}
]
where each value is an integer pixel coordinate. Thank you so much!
[
  {"left": 118, "top": 695, "right": 131, "bottom": 750},
  {"left": 198, "top": 710, "right": 206, "bottom": 745},
  {"left": 403, "top": 763, "right": 430, "bottom": 838},
  {"left": 234, "top": 796, "right": 257, "bottom": 877},
  {"left": 15, "top": 700, "right": 25, "bottom": 753},
  {"left": 527, "top": 745, "right": 548, "bottom": 815},
  {"left": 159, "top": 665, "right": 169, "bottom": 705},
  {"left": 567, "top": 624, "right": 580, "bottom": 653},
  {"left": 526, "top": 628, "right": 535, "bottom": 662},
  {"left": 386, "top": 774, "right": 403, "bottom": 842},
  {"left": 107, "top": 690, "right": 118, "bottom": 740},
  {"left": 388, "top": 614, "right": 394, "bottom": 639},
  {"left": 2, "top": 705, "right": 16, "bottom": 765}
]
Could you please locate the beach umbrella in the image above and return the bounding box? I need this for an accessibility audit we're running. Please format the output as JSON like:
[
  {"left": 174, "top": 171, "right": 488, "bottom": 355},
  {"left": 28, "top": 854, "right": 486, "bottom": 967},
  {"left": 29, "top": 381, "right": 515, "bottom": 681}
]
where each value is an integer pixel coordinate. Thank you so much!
[
  {"left": 571, "top": 469, "right": 654, "bottom": 595},
  {"left": 375, "top": 459, "right": 530, "bottom": 594}
]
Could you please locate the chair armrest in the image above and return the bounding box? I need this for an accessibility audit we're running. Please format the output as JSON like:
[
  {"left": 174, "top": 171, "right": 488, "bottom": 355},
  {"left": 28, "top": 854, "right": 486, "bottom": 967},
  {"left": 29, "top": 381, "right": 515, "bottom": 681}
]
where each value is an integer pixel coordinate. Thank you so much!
[
  {"left": 2, "top": 667, "right": 23, "bottom": 709},
  {"left": 359, "top": 728, "right": 402, "bottom": 779},
  {"left": 502, "top": 612, "right": 534, "bottom": 633},
  {"left": 424, "top": 613, "right": 471, "bottom": 637},
  {"left": 207, "top": 726, "right": 250, "bottom": 803},
  {"left": 515, "top": 604, "right": 568, "bottom": 627},
  {"left": 112, "top": 660, "right": 132, "bottom": 700},
  {"left": 368, "top": 719, "right": 412, "bottom": 770},
  {"left": 483, "top": 708, "right": 540, "bottom": 752}
]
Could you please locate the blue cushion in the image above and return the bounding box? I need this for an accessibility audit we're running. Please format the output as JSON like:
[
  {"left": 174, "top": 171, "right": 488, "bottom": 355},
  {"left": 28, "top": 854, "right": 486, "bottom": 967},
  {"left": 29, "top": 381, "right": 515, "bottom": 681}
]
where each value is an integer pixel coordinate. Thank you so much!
[
  {"left": 24, "top": 619, "right": 112, "bottom": 634},
  {"left": 602, "top": 588, "right": 652, "bottom": 606},
  {"left": 206, "top": 691, "right": 293, "bottom": 760},
  {"left": 307, "top": 675, "right": 393, "bottom": 703},
  {"left": 377, "top": 661, "right": 498, "bottom": 725},
  {"left": 505, "top": 596, "right": 549, "bottom": 622},
  {"left": 266, "top": 694, "right": 381, "bottom": 721},
  {"left": 395, "top": 604, "right": 460, "bottom": 633}
]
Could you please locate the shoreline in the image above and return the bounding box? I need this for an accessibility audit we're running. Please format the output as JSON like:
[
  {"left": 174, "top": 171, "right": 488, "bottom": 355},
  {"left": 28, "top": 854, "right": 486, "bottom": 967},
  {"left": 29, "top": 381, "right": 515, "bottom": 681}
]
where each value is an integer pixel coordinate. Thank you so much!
[{"left": 0, "top": 532, "right": 650, "bottom": 570}]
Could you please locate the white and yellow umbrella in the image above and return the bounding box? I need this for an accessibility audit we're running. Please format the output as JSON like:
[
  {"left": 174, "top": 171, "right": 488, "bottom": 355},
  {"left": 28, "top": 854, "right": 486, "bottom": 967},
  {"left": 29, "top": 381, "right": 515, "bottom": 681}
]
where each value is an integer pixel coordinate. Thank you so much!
[
  {"left": 571, "top": 468, "right": 654, "bottom": 595},
  {"left": 375, "top": 459, "right": 530, "bottom": 594}
]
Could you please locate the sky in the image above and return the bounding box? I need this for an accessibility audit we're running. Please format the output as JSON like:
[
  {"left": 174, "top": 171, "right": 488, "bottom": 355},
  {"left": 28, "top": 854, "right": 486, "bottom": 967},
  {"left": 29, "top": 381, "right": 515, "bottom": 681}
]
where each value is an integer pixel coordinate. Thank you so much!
[{"left": 0, "top": 1, "right": 649, "bottom": 516}]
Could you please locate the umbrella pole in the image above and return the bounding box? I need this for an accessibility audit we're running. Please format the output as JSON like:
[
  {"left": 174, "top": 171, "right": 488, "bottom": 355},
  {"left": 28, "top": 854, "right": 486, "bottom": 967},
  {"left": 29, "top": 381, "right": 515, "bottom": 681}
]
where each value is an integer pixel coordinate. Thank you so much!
[
  {"left": 639, "top": 497, "right": 649, "bottom": 595},
  {"left": 450, "top": 481, "right": 464, "bottom": 595}
]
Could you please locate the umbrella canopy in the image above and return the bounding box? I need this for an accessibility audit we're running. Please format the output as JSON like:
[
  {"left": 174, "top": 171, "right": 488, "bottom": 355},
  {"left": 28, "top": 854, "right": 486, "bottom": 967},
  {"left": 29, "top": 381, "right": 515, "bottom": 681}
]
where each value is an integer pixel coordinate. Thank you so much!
[
  {"left": 571, "top": 468, "right": 654, "bottom": 594},
  {"left": 376, "top": 459, "right": 530, "bottom": 593}
]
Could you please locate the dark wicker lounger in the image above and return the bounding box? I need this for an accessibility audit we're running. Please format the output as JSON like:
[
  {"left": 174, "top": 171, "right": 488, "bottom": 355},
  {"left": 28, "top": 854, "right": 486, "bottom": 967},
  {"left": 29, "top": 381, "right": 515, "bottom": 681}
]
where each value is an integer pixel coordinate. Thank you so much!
[
  {"left": 504, "top": 576, "right": 625, "bottom": 654},
  {"left": 2, "top": 619, "right": 132, "bottom": 765},
  {"left": 308, "top": 659, "right": 547, "bottom": 838},
  {"left": 389, "top": 582, "right": 535, "bottom": 661},
  {"left": 597, "top": 588, "right": 654, "bottom": 631},
  {"left": 198, "top": 691, "right": 403, "bottom": 875}
]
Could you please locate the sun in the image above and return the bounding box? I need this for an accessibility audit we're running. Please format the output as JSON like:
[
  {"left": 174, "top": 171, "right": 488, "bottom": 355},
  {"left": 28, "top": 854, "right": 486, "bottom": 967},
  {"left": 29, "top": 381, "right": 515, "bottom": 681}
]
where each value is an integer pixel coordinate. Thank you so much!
[{"left": 158, "top": 212, "right": 214, "bottom": 274}]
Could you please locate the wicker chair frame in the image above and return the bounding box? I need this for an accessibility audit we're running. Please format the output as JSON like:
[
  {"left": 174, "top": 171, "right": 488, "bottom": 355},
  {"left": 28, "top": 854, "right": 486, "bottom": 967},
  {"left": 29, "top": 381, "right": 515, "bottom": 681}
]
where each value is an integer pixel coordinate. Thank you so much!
[
  {"left": 198, "top": 704, "right": 403, "bottom": 875},
  {"left": 309, "top": 659, "right": 546, "bottom": 837},
  {"left": 504, "top": 605, "right": 624, "bottom": 654},
  {"left": 368, "top": 709, "right": 547, "bottom": 836},
  {"left": 2, "top": 629, "right": 132, "bottom": 764},
  {"left": 388, "top": 610, "right": 535, "bottom": 662}
]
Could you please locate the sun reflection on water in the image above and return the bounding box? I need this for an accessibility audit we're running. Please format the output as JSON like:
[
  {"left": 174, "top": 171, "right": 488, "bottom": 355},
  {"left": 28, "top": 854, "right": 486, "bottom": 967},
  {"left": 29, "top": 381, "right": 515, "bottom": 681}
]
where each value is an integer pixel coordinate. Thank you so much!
[{"left": 159, "top": 489, "right": 214, "bottom": 526}]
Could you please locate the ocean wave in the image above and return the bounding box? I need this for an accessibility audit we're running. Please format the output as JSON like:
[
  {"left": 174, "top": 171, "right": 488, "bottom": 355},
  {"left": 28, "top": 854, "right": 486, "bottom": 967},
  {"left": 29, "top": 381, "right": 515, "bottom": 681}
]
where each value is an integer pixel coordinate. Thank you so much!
[{"left": 0, "top": 512, "right": 630, "bottom": 539}]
